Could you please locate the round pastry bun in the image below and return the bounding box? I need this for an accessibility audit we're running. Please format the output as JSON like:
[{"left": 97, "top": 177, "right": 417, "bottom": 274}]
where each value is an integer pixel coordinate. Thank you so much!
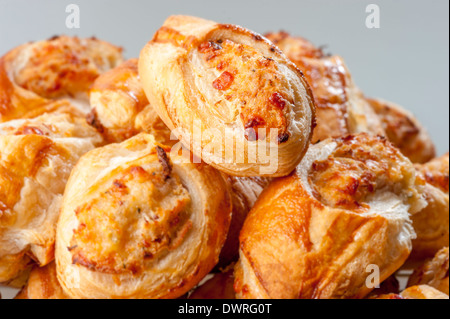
[
  {"left": 0, "top": 35, "right": 123, "bottom": 122},
  {"left": 0, "top": 110, "right": 103, "bottom": 284},
  {"left": 235, "top": 133, "right": 426, "bottom": 299},
  {"left": 139, "top": 16, "right": 316, "bottom": 177},
  {"left": 56, "top": 133, "right": 232, "bottom": 299}
]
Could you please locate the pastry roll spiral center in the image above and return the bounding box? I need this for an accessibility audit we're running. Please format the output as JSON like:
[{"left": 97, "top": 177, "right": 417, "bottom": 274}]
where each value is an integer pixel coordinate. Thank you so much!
[
  {"left": 69, "top": 154, "right": 192, "bottom": 275},
  {"left": 308, "top": 134, "right": 422, "bottom": 213},
  {"left": 12, "top": 37, "right": 122, "bottom": 99},
  {"left": 189, "top": 39, "right": 297, "bottom": 143}
]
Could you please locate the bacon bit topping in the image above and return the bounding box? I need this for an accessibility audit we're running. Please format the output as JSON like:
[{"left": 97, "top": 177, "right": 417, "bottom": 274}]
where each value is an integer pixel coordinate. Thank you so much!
[
  {"left": 270, "top": 92, "right": 287, "bottom": 110},
  {"left": 244, "top": 117, "right": 266, "bottom": 141},
  {"left": 217, "top": 61, "right": 228, "bottom": 71},
  {"left": 252, "top": 34, "right": 263, "bottom": 41},
  {"left": 15, "top": 126, "right": 45, "bottom": 136},
  {"left": 213, "top": 71, "right": 235, "bottom": 90},
  {"left": 156, "top": 146, "right": 172, "bottom": 181},
  {"left": 86, "top": 109, "right": 105, "bottom": 133},
  {"left": 198, "top": 41, "right": 222, "bottom": 53},
  {"left": 278, "top": 133, "right": 290, "bottom": 144},
  {"left": 113, "top": 180, "right": 127, "bottom": 189}
]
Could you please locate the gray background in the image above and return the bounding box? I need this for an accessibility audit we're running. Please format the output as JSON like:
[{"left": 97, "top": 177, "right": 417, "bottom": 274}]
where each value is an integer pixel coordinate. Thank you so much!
[{"left": 0, "top": 0, "right": 448, "bottom": 299}]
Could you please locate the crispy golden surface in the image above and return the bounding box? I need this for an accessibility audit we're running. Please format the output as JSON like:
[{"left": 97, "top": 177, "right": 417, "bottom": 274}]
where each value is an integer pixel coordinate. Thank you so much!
[
  {"left": 217, "top": 176, "right": 271, "bottom": 268},
  {"left": 372, "top": 285, "right": 449, "bottom": 299},
  {"left": 411, "top": 154, "right": 449, "bottom": 259},
  {"left": 56, "top": 133, "right": 232, "bottom": 299},
  {"left": 408, "top": 247, "right": 449, "bottom": 296},
  {"left": 89, "top": 59, "right": 173, "bottom": 144},
  {"left": 235, "top": 133, "right": 425, "bottom": 299},
  {"left": 368, "top": 98, "right": 436, "bottom": 164},
  {"left": 266, "top": 32, "right": 384, "bottom": 144},
  {"left": 139, "top": 16, "right": 315, "bottom": 177},
  {"left": 15, "top": 262, "right": 69, "bottom": 299},
  {"left": 189, "top": 269, "right": 235, "bottom": 299},
  {"left": 0, "top": 111, "right": 103, "bottom": 284},
  {"left": 11, "top": 36, "right": 123, "bottom": 99},
  {"left": 417, "top": 153, "right": 449, "bottom": 194},
  {"left": 0, "top": 36, "right": 123, "bottom": 122}
]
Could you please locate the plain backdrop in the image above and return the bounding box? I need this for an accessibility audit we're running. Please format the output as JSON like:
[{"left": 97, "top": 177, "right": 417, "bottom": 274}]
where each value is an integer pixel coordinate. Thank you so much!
[{"left": 0, "top": 0, "right": 449, "bottom": 298}]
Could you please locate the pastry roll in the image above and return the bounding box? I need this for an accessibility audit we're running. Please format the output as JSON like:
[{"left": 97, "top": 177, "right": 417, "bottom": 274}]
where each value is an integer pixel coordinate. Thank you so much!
[
  {"left": 217, "top": 175, "right": 271, "bottom": 268},
  {"left": 367, "top": 98, "right": 436, "bottom": 164},
  {"left": 265, "top": 32, "right": 384, "bottom": 144},
  {"left": 400, "top": 285, "right": 449, "bottom": 299},
  {"left": 0, "top": 35, "right": 123, "bottom": 122},
  {"left": 408, "top": 247, "right": 449, "bottom": 296},
  {"left": 139, "top": 16, "right": 316, "bottom": 177},
  {"left": 410, "top": 154, "right": 449, "bottom": 259},
  {"left": 89, "top": 59, "right": 173, "bottom": 144},
  {"left": 0, "top": 111, "right": 103, "bottom": 283},
  {"left": 189, "top": 268, "right": 235, "bottom": 299},
  {"left": 416, "top": 153, "right": 449, "bottom": 194},
  {"left": 55, "top": 133, "right": 232, "bottom": 299},
  {"left": 373, "top": 285, "right": 449, "bottom": 299},
  {"left": 15, "top": 262, "right": 69, "bottom": 299},
  {"left": 235, "top": 133, "right": 426, "bottom": 299}
]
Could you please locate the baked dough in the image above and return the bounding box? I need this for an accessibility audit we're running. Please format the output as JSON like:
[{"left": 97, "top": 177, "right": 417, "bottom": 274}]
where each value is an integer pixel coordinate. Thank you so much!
[
  {"left": 411, "top": 154, "right": 449, "bottom": 259},
  {"left": 408, "top": 247, "right": 449, "bottom": 296},
  {"left": 189, "top": 268, "right": 235, "bottom": 299},
  {"left": 372, "top": 285, "right": 449, "bottom": 299},
  {"left": 56, "top": 133, "right": 232, "bottom": 299},
  {"left": 265, "top": 32, "right": 384, "bottom": 143},
  {"left": 89, "top": 59, "right": 173, "bottom": 144},
  {"left": 139, "top": 16, "right": 316, "bottom": 177},
  {"left": 235, "top": 133, "right": 426, "bottom": 299},
  {"left": 0, "top": 35, "right": 123, "bottom": 122},
  {"left": 0, "top": 111, "right": 103, "bottom": 283},
  {"left": 367, "top": 98, "right": 436, "bottom": 164},
  {"left": 15, "top": 262, "right": 69, "bottom": 299},
  {"left": 217, "top": 175, "right": 271, "bottom": 268}
]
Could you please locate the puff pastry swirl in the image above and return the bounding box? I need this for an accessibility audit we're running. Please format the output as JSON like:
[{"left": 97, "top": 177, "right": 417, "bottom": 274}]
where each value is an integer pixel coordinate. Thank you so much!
[
  {"left": 139, "top": 16, "right": 316, "bottom": 177},
  {"left": 265, "top": 32, "right": 384, "bottom": 144},
  {"left": 372, "top": 285, "right": 449, "bottom": 299},
  {"left": 0, "top": 111, "right": 103, "bottom": 283},
  {"left": 408, "top": 247, "right": 449, "bottom": 296},
  {"left": 0, "top": 35, "right": 123, "bottom": 122},
  {"left": 367, "top": 98, "right": 436, "bottom": 164},
  {"left": 235, "top": 133, "right": 426, "bottom": 299},
  {"left": 56, "top": 133, "right": 232, "bottom": 299},
  {"left": 89, "top": 59, "right": 173, "bottom": 145},
  {"left": 15, "top": 262, "right": 69, "bottom": 299},
  {"left": 410, "top": 154, "right": 449, "bottom": 259}
]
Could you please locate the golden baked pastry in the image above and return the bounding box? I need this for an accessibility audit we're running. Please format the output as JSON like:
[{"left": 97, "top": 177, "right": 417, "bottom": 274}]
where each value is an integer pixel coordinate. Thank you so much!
[
  {"left": 235, "top": 133, "right": 426, "bottom": 299},
  {"left": 15, "top": 262, "right": 69, "bottom": 299},
  {"left": 0, "top": 111, "right": 103, "bottom": 284},
  {"left": 408, "top": 247, "right": 449, "bottom": 295},
  {"left": 55, "top": 133, "right": 232, "bottom": 299},
  {"left": 218, "top": 176, "right": 271, "bottom": 268},
  {"left": 367, "top": 98, "right": 436, "bottom": 164},
  {"left": 139, "top": 16, "right": 316, "bottom": 177},
  {"left": 416, "top": 153, "right": 449, "bottom": 194},
  {"left": 189, "top": 268, "right": 235, "bottom": 299},
  {"left": 374, "top": 285, "right": 449, "bottom": 299},
  {"left": 0, "top": 35, "right": 123, "bottom": 122},
  {"left": 367, "top": 275, "right": 400, "bottom": 298},
  {"left": 89, "top": 59, "right": 173, "bottom": 144},
  {"left": 265, "top": 32, "right": 384, "bottom": 144},
  {"left": 411, "top": 154, "right": 449, "bottom": 259}
]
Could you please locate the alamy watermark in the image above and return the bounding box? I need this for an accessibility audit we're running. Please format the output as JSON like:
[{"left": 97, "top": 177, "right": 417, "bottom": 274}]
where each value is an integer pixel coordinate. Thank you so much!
[
  {"left": 366, "top": 4, "right": 381, "bottom": 29},
  {"left": 66, "top": 4, "right": 80, "bottom": 29}
]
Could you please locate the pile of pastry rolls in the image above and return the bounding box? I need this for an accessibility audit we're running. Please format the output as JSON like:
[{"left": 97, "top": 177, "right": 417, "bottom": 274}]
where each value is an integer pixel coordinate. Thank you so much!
[{"left": 1, "top": 16, "right": 448, "bottom": 299}]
